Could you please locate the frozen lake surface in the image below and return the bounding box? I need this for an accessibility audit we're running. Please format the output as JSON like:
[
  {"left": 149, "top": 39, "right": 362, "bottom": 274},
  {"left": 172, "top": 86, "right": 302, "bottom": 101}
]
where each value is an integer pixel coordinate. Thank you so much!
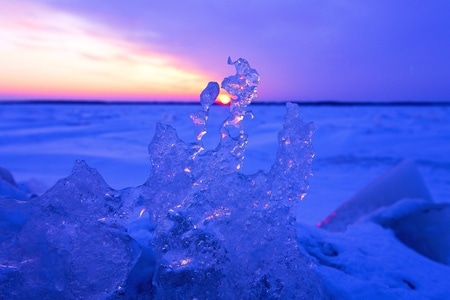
[{"left": 1, "top": 102, "right": 449, "bottom": 225}]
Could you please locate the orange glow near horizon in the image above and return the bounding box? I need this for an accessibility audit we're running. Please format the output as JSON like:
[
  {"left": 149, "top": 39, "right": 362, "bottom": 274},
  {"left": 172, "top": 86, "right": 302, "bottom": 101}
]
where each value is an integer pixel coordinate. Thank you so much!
[
  {"left": 215, "top": 93, "right": 231, "bottom": 105},
  {"left": 0, "top": 2, "right": 214, "bottom": 101}
]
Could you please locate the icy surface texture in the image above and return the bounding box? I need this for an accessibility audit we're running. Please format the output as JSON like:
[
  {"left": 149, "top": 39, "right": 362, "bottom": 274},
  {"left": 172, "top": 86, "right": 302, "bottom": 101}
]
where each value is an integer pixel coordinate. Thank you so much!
[
  {"left": 0, "top": 58, "right": 323, "bottom": 299},
  {"left": 190, "top": 81, "right": 220, "bottom": 146},
  {"left": 0, "top": 161, "right": 136, "bottom": 299},
  {"left": 218, "top": 57, "right": 260, "bottom": 171},
  {"left": 144, "top": 58, "right": 322, "bottom": 298}
]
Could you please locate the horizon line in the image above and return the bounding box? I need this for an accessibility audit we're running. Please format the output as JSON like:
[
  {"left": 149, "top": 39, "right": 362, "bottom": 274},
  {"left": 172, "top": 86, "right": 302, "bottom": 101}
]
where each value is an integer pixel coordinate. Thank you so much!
[{"left": 1, "top": 99, "right": 450, "bottom": 106}]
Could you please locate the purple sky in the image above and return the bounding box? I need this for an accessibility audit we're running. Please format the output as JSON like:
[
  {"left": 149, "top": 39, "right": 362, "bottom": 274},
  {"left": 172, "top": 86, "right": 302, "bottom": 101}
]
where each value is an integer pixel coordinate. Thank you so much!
[{"left": 1, "top": 0, "right": 449, "bottom": 102}]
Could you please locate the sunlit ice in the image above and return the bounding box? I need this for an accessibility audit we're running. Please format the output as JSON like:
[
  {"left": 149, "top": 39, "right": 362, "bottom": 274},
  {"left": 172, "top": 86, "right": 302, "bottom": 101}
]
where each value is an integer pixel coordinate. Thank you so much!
[{"left": 0, "top": 2, "right": 214, "bottom": 101}]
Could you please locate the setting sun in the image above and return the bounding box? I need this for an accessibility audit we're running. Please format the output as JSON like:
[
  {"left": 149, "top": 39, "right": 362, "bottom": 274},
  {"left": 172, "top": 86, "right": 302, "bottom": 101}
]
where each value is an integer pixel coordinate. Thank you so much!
[{"left": 215, "top": 93, "right": 231, "bottom": 105}]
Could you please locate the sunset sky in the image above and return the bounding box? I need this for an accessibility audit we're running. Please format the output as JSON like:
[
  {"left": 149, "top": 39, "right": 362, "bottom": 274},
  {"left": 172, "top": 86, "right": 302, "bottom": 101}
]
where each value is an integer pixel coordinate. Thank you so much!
[{"left": 1, "top": 0, "right": 449, "bottom": 102}]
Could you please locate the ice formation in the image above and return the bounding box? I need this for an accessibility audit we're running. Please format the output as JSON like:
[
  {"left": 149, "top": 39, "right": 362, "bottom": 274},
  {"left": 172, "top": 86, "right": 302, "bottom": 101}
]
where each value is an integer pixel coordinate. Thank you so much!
[
  {"left": 0, "top": 58, "right": 325, "bottom": 299},
  {"left": 318, "top": 160, "right": 433, "bottom": 232}
]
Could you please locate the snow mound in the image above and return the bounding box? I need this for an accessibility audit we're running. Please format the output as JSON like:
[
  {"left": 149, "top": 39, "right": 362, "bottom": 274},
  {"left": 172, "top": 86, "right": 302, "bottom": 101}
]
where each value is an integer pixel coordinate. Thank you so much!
[
  {"left": 372, "top": 199, "right": 450, "bottom": 265},
  {"left": 298, "top": 220, "right": 450, "bottom": 299}
]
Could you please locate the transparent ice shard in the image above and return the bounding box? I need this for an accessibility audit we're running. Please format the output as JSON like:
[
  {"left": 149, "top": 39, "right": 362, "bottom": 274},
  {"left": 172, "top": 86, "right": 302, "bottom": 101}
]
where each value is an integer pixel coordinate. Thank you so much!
[
  {"left": 218, "top": 57, "right": 260, "bottom": 171},
  {"left": 144, "top": 58, "right": 324, "bottom": 298},
  {"left": 190, "top": 81, "right": 220, "bottom": 144}
]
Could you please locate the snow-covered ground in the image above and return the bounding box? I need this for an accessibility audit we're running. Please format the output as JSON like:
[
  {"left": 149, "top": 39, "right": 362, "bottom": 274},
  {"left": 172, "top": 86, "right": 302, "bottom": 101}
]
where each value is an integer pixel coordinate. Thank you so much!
[{"left": 1, "top": 102, "right": 449, "bottom": 298}]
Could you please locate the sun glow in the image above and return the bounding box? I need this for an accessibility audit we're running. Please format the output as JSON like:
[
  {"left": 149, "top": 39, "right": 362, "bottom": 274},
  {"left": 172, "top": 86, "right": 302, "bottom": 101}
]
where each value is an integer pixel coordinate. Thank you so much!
[
  {"left": 215, "top": 93, "right": 231, "bottom": 105},
  {"left": 0, "top": 2, "right": 212, "bottom": 101}
]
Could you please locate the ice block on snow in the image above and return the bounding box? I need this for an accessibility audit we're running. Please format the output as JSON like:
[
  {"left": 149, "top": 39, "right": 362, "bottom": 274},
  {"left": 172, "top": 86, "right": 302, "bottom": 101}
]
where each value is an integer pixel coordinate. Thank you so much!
[{"left": 318, "top": 159, "right": 432, "bottom": 232}]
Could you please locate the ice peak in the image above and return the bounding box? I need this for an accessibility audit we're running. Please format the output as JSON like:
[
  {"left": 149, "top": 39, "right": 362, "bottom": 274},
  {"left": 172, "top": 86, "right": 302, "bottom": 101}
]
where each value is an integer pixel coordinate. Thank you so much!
[{"left": 222, "top": 57, "right": 260, "bottom": 110}]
